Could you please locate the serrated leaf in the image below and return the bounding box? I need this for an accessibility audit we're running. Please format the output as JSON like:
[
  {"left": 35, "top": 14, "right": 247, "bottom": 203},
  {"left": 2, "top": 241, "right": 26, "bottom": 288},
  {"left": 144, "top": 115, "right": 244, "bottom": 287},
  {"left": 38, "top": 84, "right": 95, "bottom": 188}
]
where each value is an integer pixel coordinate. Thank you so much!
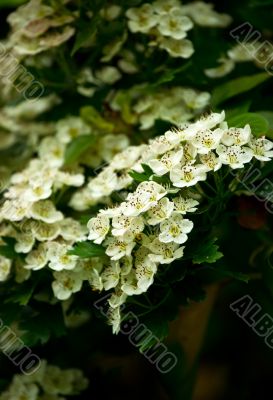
[
  {"left": 227, "top": 113, "right": 269, "bottom": 136},
  {"left": 192, "top": 237, "right": 223, "bottom": 264},
  {"left": 211, "top": 72, "right": 270, "bottom": 106},
  {"left": 64, "top": 135, "right": 95, "bottom": 165},
  {"left": 72, "top": 14, "right": 101, "bottom": 55},
  {"left": 68, "top": 241, "right": 105, "bottom": 258}
]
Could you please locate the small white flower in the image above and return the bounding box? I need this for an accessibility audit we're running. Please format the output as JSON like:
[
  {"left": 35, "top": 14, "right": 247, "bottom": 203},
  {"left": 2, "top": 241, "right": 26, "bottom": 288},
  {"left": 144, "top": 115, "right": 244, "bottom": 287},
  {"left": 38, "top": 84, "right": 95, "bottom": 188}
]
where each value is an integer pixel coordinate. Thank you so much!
[
  {"left": 31, "top": 221, "right": 60, "bottom": 241},
  {"left": 56, "top": 117, "right": 91, "bottom": 144},
  {"left": 14, "top": 231, "right": 35, "bottom": 253},
  {"left": 112, "top": 215, "right": 144, "bottom": 236},
  {"left": 101, "top": 262, "right": 121, "bottom": 290},
  {"left": 147, "top": 197, "right": 174, "bottom": 225},
  {"left": 153, "top": 0, "right": 181, "bottom": 14},
  {"left": 221, "top": 125, "right": 251, "bottom": 146},
  {"left": 87, "top": 214, "right": 110, "bottom": 244},
  {"left": 108, "top": 306, "right": 122, "bottom": 334},
  {"left": 148, "top": 238, "right": 184, "bottom": 264},
  {"left": 199, "top": 151, "right": 222, "bottom": 171},
  {"left": 108, "top": 287, "right": 127, "bottom": 308},
  {"left": 105, "top": 234, "right": 136, "bottom": 260},
  {"left": 170, "top": 162, "right": 207, "bottom": 187},
  {"left": 38, "top": 137, "right": 65, "bottom": 167},
  {"left": 181, "top": 2, "right": 232, "bottom": 28},
  {"left": 47, "top": 242, "right": 78, "bottom": 271},
  {"left": 159, "top": 212, "right": 193, "bottom": 244},
  {"left": 148, "top": 149, "right": 183, "bottom": 176},
  {"left": 157, "top": 10, "right": 193, "bottom": 40},
  {"left": 194, "top": 111, "right": 225, "bottom": 131},
  {"left": 60, "top": 218, "right": 87, "bottom": 241},
  {"left": 126, "top": 4, "right": 158, "bottom": 33},
  {"left": 25, "top": 243, "right": 49, "bottom": 270},
  {"left": 95, "top": 66, "right": 122, "bottom": 84},
  {"left": 122, "top": 182, "right": 166, "bottom": 216},
  {"left": 173, "top": 196, "right": 199, "bottom": 214},
  {"left": 135, "top": 247, "right": 158, "bottom": 292},
  {"left": 121, "top": 270, "right": 143, "bottom": 296},
  {"left": 216, "top": 144, "right": 253, "bottom": 169},
  {"left": 192, "top": 128, "right": 223, "bottom": 154},
  {"left": 0, "top": 256, "right": 11, "bottom": 281},
  {"left": 159, "top": 37, "right": 194, "bottom": 58},
  {"left": 28, "top": 200, "right": 63, "bottom": 223},
  {"left": 52, "top": 270, "right": 83, "bottom": 300},
  {"left": 248, "top": 137, "right": 273, "bottom": 161}
]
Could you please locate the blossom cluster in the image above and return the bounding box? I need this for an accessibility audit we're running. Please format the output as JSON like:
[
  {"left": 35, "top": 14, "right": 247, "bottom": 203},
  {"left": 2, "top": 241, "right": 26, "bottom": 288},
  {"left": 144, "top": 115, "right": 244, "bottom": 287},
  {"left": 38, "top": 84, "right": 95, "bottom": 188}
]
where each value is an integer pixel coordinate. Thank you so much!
[
  {"left": 126, "top": 0, "right": 231, "bottom": 58},
  {"left": 0, "top": 360, "right": 88, "bottom": 400},
  {"left": 84, "top": 111, "right": 273, "bottom": 332}
]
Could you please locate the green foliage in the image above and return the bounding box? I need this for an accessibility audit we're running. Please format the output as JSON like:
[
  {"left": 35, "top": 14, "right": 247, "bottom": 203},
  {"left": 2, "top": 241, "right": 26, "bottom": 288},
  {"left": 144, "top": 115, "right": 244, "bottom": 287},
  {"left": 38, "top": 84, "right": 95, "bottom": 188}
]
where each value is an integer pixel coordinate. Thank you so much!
[
  {"left": 68, "top": 241, "right": 105, "bottom": 258},
  {"left": 191, "top": 237, "right": 223, "bottom": 265},
  {"left": 227, "top": 113, "right": 269, "bottom": 136},
  {"left": 211, "top": 73, "right": 271, "bottom": 106},
  {"left": 64, "top": 135, "right": 95, "bottom": 165}
]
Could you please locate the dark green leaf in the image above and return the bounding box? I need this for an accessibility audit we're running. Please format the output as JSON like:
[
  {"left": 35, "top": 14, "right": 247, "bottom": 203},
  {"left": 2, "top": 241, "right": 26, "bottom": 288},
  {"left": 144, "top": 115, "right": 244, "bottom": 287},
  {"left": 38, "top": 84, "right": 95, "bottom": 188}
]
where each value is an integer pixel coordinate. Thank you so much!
[
  {"left": 192, "top": 237, "right": 223, "bottom": 264},
  {"left": 211, "top": 73, "right": 270, "bottom": 106},
  {"left": 68, "top": 241, "right": 105, "bottom": 258},
  {"left": 227, "top": 113, "right": 269, "bottom": 136},
  {"left": 64, "top": 135, "right": 95, "bottom": 165}
]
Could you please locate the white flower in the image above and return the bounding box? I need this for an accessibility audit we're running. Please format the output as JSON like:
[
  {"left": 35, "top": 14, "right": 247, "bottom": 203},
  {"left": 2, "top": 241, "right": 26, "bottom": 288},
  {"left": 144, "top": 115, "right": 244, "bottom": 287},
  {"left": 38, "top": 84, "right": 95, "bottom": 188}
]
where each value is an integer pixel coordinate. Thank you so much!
[
  {"left": 101, "top": 262, "right": 121, "bottom": 290},
  {"left": 181, "top": 2, "right": 232, "bottom": 28},
  {"left": 199, "top": 151, "right": 222, "bottom": 171},
  {"left": 111, "top": 146, "right": 143, "bottom": 170},
  {"left": 28, "top": 200, "right": 63, "bottom": 223},
  {"left": 126, "top": 4, "right": 158, "bottom": 33},
  {"left": 121, "top": 270, "right": 143, "bottom": 296},
  {"left": 192, "top": 128, "right": 223, "bottom": 154},
  {"left": 14, "top": 231, "right": 35, "bottom": 253},
  {"left": 122, "top": 182, "right": 166, "bottom": 216},
  {"left": 25, "top": 243, "right": 49, "bottom": 270},
  {"left": 153, "top": 0, "right": 181, "bottom": 14},
  {"left": 108, "top": 306, "right": 122, "bottom": 334},
  {"left": 59, "top": 218, "right": 87, "bottom": 241},
  {"left": 56, "top": 117, "right": 91, "bottom": 144},
  {"left": 38, "top": 137, "right": 65, "bottom": 167},
  {"left": 170, "top": 162, "right": 207, "bottom": 187},
  {"left": 173, "top": 196, "right": 199, "bottom": 214},
  {"left": 159, "top": 37, "right": 194, "bottom": 58},
  {"left": 99, "top": 134, "right": 130, "bottom": 163},
  {"left": 194, "top": 111, "right": 225, "bottom": 131},
  {"left": 87, "top": 214, "right": 110, "bottom": 244},
  {"left": 112, "top": 215, "right": 144, "bottom": 236},
  {"left": 157, "top": 10, "right": 193, "bottom": 40},
  {"left": 204, "top": 57, "right": 235, "bottom": 78},
  {"left": 148, "top": 238, "right": 184, "bottom": 264},
  {"left": 147, "top": 197, "right": 174, "bottom": 225},
  {"left": 47, "top": 242, "right": 78, "bottom": 271},
  {"left": 0, "top": 256, "right": 11, "bottom": 281},
  {"left": 135, "top": 247, "right": 158, "bottom": 292},
  {"left": 88, "top": 267, "right": 103, "bottom": 291},
  {"left": 216, "top": 144, "right": 253, "bottom": 169},
  {"left": 52, "top": 270, "right": 83, "bottom": 300},
  {"left": 148, "top": 149, "right": 183, "bottom": 176},
  {"left": 221, "top": 125, "right": 251, "bottom": 146},
  {"left": 108, "top": 287, "right": 127, "bottom": 308},
  {"left": 159, "top": 212, "right": 193, "bottom": 244},
  {"left": 248, "top": 137, "right": 273, "bottom": 161},
  {"left": 105, "top": 234, "right": 136, "bottom": 260},
  {"left": 31, "top": 221, "right": 60, "bottom": 241}
]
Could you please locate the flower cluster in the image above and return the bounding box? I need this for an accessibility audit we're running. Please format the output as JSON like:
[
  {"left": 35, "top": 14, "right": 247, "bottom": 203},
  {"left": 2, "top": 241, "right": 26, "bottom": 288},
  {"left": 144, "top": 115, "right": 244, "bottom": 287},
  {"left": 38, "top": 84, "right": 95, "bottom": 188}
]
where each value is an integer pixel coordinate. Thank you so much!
[
  {"left": 85, "top": 111, "right": 273, "bottom": 332},
  {"left": 7, "top": 0, "right": 76, "bottom": 56},
  {"left": 0, "top": 359, "right": 88, "bottom": 400},
  {"left": 126, "top": 0, "right": 231, "bottom": 58}
]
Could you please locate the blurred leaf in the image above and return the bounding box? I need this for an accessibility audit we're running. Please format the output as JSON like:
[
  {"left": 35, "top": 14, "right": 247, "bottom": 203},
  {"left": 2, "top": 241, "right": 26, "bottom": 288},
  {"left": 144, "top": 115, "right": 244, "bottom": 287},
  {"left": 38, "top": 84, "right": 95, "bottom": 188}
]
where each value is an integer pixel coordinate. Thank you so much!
[
  {"left": 72, "top": 14, "right": 101, "bottom": 55},
  {"left": 68, "top": 241, "right": 105, "bottom": 258},
  {"left": 0, "top": 0, "right": 26, "bottom": 7},
  {"left": 211, "top": 73, "right": 270, "bottom": 106},
  {"left": 192, "top": 237, "right": 223, "bottom": 265},
  {"left": 227, "top": 113, "right": 269, "bottom": 136},
  {"left": 80, "top": 106, "right": 114, "bottom": 132},
  {"left": 64, "top": 135, "right": 95, "bottom": 165}
]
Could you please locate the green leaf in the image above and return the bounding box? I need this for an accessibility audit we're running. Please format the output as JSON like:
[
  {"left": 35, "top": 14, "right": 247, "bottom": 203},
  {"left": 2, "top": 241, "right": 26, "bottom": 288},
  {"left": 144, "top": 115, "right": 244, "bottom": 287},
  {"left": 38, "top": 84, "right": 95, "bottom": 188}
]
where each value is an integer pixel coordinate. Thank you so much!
[
  {"left": 192, "top": 237, "right": 223, "bottom": 265},
  {"left": 68, "top": 241, "right": 105, "bottom": 258},
  {"left": 72, "top": 14, "right": 101, "bottom": 55},
  {"left": 211, "top": 73, "right": 270, "bottom": 106},
  {"left": 0, "top": 238, "right": 17, "bottom": 259},
  {"left": 64, "top": 135, "right": 95, "bottom": 165},
  {"left": 227, "top": 113, "right": 269, "bottom": 136},
  {"left": 20, "top": 303, "right": 66, "bottom": 346},
  {"left": 5, "top": 281, "right": 37, "bottom": 306},
  {"left": 80, "top": 106, "right": 114, "bottom": 132}
]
